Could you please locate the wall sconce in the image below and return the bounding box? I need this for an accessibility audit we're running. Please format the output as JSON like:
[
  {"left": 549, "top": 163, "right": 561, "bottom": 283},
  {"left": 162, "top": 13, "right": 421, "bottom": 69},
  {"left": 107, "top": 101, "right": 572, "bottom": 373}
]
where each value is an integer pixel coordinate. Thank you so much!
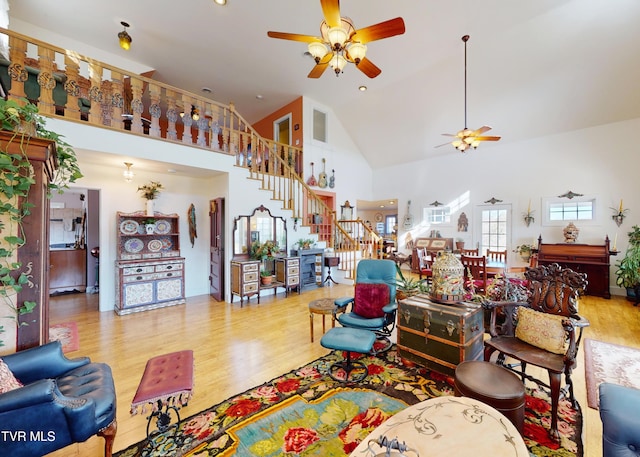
[
  {"left": 611, "top": 199, "right": 628, "bottom": 227},
  {"left": 523, "top": 199, "right": 534, "bottom": 227},
  {"left": 123, "top": 162, "right": 134, "bottom": 182},
  {"left": 118, "top": 21, "right": 132, "bottom": 51}
]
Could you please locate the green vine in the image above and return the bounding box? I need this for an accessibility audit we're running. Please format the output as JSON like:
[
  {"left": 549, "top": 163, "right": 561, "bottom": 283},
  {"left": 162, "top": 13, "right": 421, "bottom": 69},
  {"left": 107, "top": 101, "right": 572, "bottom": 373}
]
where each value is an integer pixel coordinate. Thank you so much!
[{"left": 0, "top": 98, "right": 82, "bottom": 347}]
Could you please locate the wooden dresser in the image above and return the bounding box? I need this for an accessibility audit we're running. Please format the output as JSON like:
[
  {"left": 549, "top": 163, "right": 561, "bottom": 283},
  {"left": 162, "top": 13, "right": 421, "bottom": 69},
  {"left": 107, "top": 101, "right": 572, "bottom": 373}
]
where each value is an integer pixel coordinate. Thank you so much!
[
  {"left": 536, "top": 238, "right": 612, "bottom": 298},
  {"left": 275, "top": 256, "right": 301, "bottom": 295},
  {"left": 230, "top": 260, "right": 260, "bottom": 304}
]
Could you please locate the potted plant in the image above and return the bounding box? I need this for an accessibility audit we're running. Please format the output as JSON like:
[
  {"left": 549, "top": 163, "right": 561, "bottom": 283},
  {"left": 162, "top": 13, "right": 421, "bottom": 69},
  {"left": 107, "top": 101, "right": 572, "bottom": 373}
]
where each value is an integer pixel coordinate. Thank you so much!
[
  {"left": 0, "top": 98, "right": 82, "bottom": 349},
  {"left": 396, "top": 264, "right": 427, "bottom": 300},
  {"left": 513, "top": 244, "right": 534, "bottom": 262},
  {"left": 615, "top": 225, "right": 640, "bottom": 300},
  {"left": 297, "top": 238, "right": 315, "bottom": 250},
  {"left": 260, "top": 269, "right": 273, "bottom": 285},
  {"left": 142, "top": 218, "right": 157, "bottom": 234}
]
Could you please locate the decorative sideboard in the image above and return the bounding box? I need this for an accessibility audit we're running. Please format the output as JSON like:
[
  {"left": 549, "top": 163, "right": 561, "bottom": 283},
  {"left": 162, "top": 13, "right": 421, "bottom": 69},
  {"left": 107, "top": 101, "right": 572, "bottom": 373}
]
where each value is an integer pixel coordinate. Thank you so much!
[
  {"left": 115, "top": 211, "right": 185, "bottom": 314},
  {"left": 275, "top": 256, "right": 301, "bottom": 295},
  {"left": 536, "top": 238, "right": 612, "bottom": 298},
  {"left": 230, "top": 259, "right": 260, "bottom": 304}
]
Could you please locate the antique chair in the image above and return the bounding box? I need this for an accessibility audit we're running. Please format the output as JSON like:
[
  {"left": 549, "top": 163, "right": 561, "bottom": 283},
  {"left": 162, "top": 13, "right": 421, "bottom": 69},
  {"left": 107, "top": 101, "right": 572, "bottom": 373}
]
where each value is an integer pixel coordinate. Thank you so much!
[
  {"left": 483, "top": 263, "right": 589, "bottom": 440},
  {"left": 460, "top": 248, "right": 479, "bottom": 256},
  {"left": 461, "top": 254, "right": 487, "bottom": 294},
  {"left": 0, "top": 341, "right": 117, "bottom": 457},
  {"left": 486, "top": 249, "right": 507, "bottom": 263},
  {"left": 415, "top": 248, "right": 433, "bottom": 282},
  {"left": 334, "top": 259, "right": 397, "bottom": 353}
]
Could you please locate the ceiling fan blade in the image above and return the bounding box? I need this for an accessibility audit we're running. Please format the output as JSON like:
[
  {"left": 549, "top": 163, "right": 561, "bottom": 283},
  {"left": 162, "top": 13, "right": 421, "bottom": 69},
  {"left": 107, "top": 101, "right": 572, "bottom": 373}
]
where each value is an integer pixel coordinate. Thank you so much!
[
  {"left": 308, "top": 57, "right": 331, "bottom": 78},
  {"left": 351, "top": 17, "right": 406, "bottom": 43},
  {"left": 320, "top": 0, "right": 341, "bottom": 28},
  {"left": 474, "top": 136, "right": 501, "bottom": 141},
  {"left": 435, "top": 141, "right": 454, "bottom": 148},
  {"left": 267, "top": 31, "right": 320, "bottom": 43},
  {"left": 356, "top": 57, "right": 382, "bottom": 78},
  {"left": 441, "top": 133, "right": 457, "bottom": 137},
  {"left": 470, "top": 126, "right": 492, "bottom": 136}
]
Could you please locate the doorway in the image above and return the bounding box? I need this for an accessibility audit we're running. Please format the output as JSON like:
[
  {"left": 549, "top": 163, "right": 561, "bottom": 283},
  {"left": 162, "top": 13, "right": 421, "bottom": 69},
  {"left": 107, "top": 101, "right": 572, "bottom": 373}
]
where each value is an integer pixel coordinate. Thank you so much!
[
  {"left": 209, "top": 197, "right": 225, "bottom": 301},
  {"left": 273, "top": 114, "right": 291, "bottom": 145}
]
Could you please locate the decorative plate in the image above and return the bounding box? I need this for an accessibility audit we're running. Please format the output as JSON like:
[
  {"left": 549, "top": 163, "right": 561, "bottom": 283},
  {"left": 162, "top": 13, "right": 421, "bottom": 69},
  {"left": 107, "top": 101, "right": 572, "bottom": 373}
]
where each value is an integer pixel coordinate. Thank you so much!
[
  {"left": 124, "top": 238, "right": 144, "bottom": 253},
  {"left": 159, "top": 237, "right": 173, "bottom": 251},
  {"left": 147, "top": 239, "right": 163, "bottom": 252},
  {"left": 154, "top": 219, "right": 171, "bottom": 234},
  {"left": 120, "top": 219, "right": 139, "bottom": 235}
]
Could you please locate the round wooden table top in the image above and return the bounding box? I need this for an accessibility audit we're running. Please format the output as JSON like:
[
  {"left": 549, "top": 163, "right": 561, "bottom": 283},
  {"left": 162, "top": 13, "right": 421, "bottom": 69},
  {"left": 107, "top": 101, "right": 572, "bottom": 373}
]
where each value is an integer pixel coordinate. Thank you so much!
[
  {"left": 350, "top": 395, "right": 528, "bottom": 457},
  {"left": 308, "top": 298, "right": 336, "bottom": 314}
]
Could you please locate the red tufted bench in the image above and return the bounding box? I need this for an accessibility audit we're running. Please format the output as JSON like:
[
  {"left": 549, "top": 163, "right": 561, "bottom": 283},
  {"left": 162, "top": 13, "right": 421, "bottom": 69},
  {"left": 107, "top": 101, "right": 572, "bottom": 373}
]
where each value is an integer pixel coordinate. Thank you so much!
[{"left": 131, "top": 350, "right": 194, "bottom": 441}]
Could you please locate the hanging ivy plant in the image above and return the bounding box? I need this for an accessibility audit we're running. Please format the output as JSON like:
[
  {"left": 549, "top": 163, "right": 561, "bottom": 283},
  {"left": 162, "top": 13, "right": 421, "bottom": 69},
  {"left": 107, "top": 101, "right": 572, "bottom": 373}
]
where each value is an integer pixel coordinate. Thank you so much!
[{"left": 0, "top": 98, "right": 82, "bottom": 347}]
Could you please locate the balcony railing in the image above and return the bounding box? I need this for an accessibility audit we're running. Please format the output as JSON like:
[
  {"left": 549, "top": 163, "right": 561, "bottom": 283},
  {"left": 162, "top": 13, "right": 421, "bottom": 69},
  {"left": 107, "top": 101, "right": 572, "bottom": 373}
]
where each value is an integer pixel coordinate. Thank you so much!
[{"left": 0, "top": 27, "right": 379, "bottom": 279}]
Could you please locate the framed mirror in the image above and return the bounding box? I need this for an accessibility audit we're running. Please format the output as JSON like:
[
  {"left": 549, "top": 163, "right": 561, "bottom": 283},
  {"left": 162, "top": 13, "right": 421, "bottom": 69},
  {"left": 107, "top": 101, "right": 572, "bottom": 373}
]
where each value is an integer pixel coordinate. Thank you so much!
[{"left": 233, "top": 205, "right": 287, "bottom": 259}]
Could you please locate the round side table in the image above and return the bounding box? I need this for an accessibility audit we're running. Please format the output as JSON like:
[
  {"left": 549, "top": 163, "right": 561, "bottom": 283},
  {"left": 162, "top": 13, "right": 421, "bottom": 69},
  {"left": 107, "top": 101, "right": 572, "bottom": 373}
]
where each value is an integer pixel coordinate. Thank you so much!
[{"left": 308, "top": 298, "right": 336, "bottom": 342}]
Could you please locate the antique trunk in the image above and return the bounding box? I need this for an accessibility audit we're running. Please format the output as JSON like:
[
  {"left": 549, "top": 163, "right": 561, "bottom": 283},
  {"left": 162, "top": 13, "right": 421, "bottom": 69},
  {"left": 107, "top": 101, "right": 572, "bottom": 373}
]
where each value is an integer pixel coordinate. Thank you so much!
[{"left": 397, "top": 295, "right": 484, "bottom": 376}]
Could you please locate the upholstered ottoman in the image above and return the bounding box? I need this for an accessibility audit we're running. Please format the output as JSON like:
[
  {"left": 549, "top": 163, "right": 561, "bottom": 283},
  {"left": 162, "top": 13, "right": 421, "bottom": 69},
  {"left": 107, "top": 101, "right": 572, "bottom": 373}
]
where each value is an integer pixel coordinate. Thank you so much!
[
  {"left": 454, "top": 360, "right": 525, "bottom": 434},
  {"left": 320, "top": 327, "right": 376, "bottom": 382},
  {"left": 131, "top": 350, "right": 194, "bottom": 440},
  {"left": 599, "top": 382, "right": 640, "bottom": 457}
]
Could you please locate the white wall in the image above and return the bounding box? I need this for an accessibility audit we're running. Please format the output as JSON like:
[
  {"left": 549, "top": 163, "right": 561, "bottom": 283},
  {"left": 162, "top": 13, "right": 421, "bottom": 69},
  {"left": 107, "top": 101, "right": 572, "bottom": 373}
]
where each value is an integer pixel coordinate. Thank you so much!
[{"left": 373, "top": 117, "right": 640, "bottom": 296}]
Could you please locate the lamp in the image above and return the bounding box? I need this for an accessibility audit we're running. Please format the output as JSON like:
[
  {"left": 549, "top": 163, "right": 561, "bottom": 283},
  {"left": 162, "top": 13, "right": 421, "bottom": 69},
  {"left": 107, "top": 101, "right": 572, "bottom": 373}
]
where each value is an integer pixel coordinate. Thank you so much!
[
  {"left": 319, "top": 17, "right": 365, "bottom": 77},
  {"left": 123, "top": 162, "right": 134, "bottom": 182},
  {"left": 118, "top": 21, "right": 132, "bottom": 51},
  {"left": 180, "top": 105, "right": 200, "bottom": 121}
]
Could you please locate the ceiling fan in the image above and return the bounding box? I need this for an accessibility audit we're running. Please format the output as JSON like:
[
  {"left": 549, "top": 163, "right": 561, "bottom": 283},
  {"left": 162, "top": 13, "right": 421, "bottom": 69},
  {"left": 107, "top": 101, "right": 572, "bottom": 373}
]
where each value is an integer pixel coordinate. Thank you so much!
[
  {"left": 437, "top": 35, "right": 501, "bottom": 153},
  {"left": 267, "top": 0, "right": 405, "bottom": 79}
]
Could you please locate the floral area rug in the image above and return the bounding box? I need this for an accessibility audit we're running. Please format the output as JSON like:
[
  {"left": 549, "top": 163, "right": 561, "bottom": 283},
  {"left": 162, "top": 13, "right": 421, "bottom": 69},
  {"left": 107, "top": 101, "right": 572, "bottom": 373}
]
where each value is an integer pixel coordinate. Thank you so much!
[
  {"left": 49, "top": 321, "right": 79, "bottom": 353},
  {"left": 584, "top": 338, "right": 640, "bottom": 409},
  {"left": 114, "top": 348, "right": 582, "bottom": 457}
]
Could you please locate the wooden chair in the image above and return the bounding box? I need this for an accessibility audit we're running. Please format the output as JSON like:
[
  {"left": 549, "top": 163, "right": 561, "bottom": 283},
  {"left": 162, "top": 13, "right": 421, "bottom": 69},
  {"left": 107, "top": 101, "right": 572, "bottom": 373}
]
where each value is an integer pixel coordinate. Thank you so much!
[
  {"left": 460, "top": 248, "right": 479, "bottom": 256},
  {"left": 460, "top": 255, "right": 487, "bottom": 294},
  {"left": 486, "top": 249, "right": 507, "bottom": 263},
  {"left": 486, "top": 249, "right": 508, "bottom": 278},
  {"left": 483, "top": 263, "right": 589, "bottom": 440},
  {"left": 415, "top": 248, "right": 433, "bottom": 281}
]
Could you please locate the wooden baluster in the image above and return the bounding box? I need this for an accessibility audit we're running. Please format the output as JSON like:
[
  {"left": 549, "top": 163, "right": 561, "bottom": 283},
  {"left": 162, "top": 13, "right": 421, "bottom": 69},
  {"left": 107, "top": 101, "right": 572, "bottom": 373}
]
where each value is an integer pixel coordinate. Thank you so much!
[
  {"left": 165, "top": 89, "right": 178, "bottom": 140},
  {"left": 210, "top": 105, "right": 221, "bottom": 149},
  {"left": 87, "top": 61, "right": 104, "bottom": 126},
  {"left": 129, "top": 76, "right": 144, "bottom": 134},
  {"left": 196, "top": 102, "right": 207, "bottom": 147},
  {"left": 36, "top": 46, "right": 56, "bottom": 115},
  {"left": 148, "top": 82, "right": 162, "bottom": 138},
  {"left": 99, "top": 80, "right": 113, "bottom": 127},
  {"left": 7, "top": 34, "right": 28, "bottom": 102},
  {"left": 109, "top": 69, "right": 124, "bottom": 128},
  {"left": 180, "top": 96, "right": 193, "bottom": 144}
]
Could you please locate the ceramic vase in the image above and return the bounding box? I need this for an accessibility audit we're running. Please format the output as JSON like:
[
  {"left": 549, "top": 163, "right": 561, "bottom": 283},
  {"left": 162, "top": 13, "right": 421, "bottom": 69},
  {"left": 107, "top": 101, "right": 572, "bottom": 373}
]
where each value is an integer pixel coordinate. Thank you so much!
[{"left": 146, "top": 199, "right": 154, "bottom": 217}]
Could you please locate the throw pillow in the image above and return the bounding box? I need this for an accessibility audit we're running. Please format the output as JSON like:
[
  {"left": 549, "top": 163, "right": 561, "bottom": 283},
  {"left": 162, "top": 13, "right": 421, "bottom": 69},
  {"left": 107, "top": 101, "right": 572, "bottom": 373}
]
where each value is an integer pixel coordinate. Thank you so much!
[
  {"left": 515, "top": 307, "right": 567, "bottom": 355},
  {"left": 0, "top": 358, "right": 23, "bottom": 393},
  {"left": 353, "top": 283, "right": 390, "bottom": 319}
]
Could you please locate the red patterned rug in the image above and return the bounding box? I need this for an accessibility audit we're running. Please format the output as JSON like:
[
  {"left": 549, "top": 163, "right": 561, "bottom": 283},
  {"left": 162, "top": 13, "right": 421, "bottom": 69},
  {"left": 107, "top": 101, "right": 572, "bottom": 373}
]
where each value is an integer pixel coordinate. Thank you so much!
[
  {"left": 49, "top": 321, "right": 79, "bottom": 353},
  {"left": 114, "top": 348, "right": 582, "bottom": 456},
  {"left": 584, "top": 338, "right": 640, "bottom": 409}
]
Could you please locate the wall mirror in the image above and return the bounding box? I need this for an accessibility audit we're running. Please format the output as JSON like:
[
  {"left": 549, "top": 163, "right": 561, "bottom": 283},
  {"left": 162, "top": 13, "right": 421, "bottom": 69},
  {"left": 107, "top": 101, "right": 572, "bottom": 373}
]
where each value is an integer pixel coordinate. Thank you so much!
[{"left": 233, "top": 205, "right": 287, "bottom": 258}]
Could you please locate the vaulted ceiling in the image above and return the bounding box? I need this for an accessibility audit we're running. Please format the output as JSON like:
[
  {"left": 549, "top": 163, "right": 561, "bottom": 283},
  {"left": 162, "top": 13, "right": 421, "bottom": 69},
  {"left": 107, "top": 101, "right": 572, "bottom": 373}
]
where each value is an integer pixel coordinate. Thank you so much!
[{"left": 9, "top": 0, "right": 640, "bottom": 170}]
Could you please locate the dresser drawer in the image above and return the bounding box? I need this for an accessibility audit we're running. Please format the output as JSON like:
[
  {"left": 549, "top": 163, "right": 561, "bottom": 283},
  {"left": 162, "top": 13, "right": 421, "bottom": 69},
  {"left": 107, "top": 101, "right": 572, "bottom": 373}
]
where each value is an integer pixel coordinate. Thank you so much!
[
  {"left": 243, "top": 282, "right": 259, "bottom": 294},
  {"left": 123, "top": 265, "right": 155, "bottom": 275},
  {"left": 156, "top": 262, "right": 183, "bottom": 273},
  {"left": 243, "top": 263, "right": 259, "bottom": 272},
  {"left": 123, "top": 273, "right": 155, "bottom": 283},
  {"left": 287, "top": 266, "right": 299, "bottom": 276},
  {"left": 243, "top": 271, "right": 258, "bottom": 282}
]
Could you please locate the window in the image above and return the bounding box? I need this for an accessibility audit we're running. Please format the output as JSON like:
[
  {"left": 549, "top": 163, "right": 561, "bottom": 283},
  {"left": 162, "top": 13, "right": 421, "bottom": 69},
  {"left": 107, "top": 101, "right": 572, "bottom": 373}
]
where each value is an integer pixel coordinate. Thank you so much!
[
  {"left": 541, "top": 196, "right": 596, "bottom": 226},
  {"left": 424, "top": 207, "right": 451, "bottom": 224},
  {"left": 385, "top": 215, "right": 397, "bottom": 235},
  {"left": 478, "top": 206, "right": 510, "bottom": 254},
  {"left": 313, "top": 109, "right": 327, "bottom": 142},
  {"left": 549, "top": 201, "right": 593, "bottom": 221}
]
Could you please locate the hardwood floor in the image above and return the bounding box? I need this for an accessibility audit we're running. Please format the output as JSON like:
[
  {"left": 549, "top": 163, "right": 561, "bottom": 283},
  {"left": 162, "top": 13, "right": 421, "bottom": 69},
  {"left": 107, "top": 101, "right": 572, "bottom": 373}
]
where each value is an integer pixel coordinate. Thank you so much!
[{"left": 46, "top": 284, "right": 640, "bottom": 456}]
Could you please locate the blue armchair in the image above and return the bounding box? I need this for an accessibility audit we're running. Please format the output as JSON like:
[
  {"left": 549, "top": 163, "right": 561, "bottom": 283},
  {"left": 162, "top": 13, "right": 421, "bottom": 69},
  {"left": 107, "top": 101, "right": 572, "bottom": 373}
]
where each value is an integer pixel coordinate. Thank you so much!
[
  {"left": 334, "top": 259, "right": 397, "bottom": 353},
  {"left": 0, "top": 341, "right": 117, "bottom": 457},
  {"left": 599, "top": 382, "right": 640, "bottom": 457}
]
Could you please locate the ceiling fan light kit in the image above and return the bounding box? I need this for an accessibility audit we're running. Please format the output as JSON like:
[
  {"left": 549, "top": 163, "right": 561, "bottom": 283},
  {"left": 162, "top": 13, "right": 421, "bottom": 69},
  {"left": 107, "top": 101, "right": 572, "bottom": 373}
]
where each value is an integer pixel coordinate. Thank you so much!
[
  {"left": 438, "top": 34, "right": 501, "bottom": 153},
  {"left": 268, "top": 0, "right": 405, "bottom": 79}
]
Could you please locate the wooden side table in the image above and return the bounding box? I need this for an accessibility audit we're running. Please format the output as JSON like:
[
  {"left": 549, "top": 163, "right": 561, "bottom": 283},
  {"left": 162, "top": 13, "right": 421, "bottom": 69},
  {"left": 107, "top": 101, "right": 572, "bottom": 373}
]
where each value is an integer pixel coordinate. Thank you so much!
[
  {"left": 323, "top": 256, "right": 340, "bottom": 285},
  {"left": 308, "top": 298, "right": 336, "bottom": 342}
]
